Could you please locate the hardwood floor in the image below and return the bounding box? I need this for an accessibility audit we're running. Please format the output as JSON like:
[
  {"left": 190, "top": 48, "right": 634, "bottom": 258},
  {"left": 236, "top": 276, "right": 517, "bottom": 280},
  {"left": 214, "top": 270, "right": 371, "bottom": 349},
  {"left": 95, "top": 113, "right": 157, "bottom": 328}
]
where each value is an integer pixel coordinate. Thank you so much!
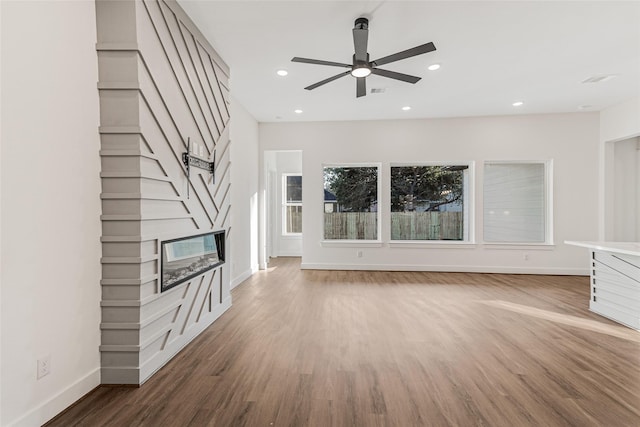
[{"left": 47, "top": 258, "right": 640, "bottom": 426}]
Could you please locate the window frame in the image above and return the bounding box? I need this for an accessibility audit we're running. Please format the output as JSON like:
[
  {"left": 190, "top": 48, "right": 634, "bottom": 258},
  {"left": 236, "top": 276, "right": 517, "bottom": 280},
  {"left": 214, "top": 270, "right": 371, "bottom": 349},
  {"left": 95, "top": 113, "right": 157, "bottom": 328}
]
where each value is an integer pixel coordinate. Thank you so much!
[
  {"left": 321, "top": 163, "right": 382, "bottom": 244},
  {"left": 388, "top": 161, "right": 475, "bottom": 244},
  {"left": 281, "top": 173, "right": 302, "bottom": 236},
  {"left": 482, "top": 160, "right": 554, "bottom": 246}
]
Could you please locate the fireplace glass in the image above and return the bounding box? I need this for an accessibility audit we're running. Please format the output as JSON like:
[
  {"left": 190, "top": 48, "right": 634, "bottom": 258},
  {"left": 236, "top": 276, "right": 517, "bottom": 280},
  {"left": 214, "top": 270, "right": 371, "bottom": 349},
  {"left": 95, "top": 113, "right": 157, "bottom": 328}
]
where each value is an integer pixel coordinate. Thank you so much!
[{"left": 161, "top": 230, "right": 225, "bottom": 292}]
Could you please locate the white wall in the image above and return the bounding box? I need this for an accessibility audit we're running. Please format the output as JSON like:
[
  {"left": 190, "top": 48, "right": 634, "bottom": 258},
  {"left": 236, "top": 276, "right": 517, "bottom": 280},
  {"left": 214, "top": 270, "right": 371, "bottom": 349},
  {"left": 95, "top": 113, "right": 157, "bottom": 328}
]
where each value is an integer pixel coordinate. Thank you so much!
[
  {"left": 600, "top": 97, "right": 640, "bottom": 144},
  {"left": 600, "top": 96, "right": 640, "bottom": 241},
  {"left": 230, "top": 98, "right": 260, "bottom": 288},
  {"left": 263, "top": 151, "right": 276, "bottom": 265},
  {"left": 611, "top": 138, "right": 640, "bottom": 241},
  {"left": 260, "top": 113, "right": 600, "bottom": 274},
  {"left": 0, "top": 2, "right": 4, "bottom": 421},
  {"left": 1, "top": 1, "right": 102, "bottom": 425}
]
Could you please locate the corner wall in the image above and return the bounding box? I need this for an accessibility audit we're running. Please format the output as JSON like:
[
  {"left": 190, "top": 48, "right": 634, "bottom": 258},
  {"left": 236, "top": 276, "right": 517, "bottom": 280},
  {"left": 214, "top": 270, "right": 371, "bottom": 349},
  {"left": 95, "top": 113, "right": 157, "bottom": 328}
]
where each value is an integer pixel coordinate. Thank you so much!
[
  {"left": 230, "top": 99, "right": 259, "bottom": 288},
  {"left": 1, "top": 1, "right": 102, "bottom": 425},
  {"left": 599, "top": 96, "right": 640, "bottom": 240},
  {"left": 96, "top": 0, "right": 232, "bottom": 384},
  {"left": 260, "top": 113, "right": 600, "bottom": 274},
  {"left": 600, "top": 97, "right": 640, "bottom": 144}
]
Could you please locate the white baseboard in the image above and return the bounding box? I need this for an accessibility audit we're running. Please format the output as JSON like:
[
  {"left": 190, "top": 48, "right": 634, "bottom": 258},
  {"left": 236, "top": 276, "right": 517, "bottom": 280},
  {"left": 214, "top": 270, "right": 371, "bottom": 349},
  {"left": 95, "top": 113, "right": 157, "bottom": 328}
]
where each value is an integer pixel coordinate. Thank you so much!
[
  {"left": 275, "top": 252, "right": 302, "bottom": 257},
  {"left": 300, "top": 262, "right": 589, "bottom": 276},
  {"left": 9, "top": 368, "right": 100, "bottom": 427},
  {"left": 231, "top": 267, "right": 254, "bottom": 289}
]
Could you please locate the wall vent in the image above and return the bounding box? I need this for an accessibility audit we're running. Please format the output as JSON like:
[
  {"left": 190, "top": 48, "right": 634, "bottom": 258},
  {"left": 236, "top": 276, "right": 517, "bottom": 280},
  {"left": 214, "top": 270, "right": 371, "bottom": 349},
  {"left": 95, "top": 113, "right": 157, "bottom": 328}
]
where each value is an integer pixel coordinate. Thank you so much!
[{"left": 582, "top": 74, "right": 617, "bottom": 84}]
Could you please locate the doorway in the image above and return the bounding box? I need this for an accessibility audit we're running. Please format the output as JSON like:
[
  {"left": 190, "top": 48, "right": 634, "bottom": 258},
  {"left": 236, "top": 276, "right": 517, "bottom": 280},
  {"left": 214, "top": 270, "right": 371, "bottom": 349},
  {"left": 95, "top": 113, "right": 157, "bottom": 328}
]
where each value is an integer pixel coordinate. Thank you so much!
[
  {"left": 264, "top": 150, "right": 303, "bottom": 259},
  {"left": 604, "top": 136, "right": 640, "bottom": 241}
]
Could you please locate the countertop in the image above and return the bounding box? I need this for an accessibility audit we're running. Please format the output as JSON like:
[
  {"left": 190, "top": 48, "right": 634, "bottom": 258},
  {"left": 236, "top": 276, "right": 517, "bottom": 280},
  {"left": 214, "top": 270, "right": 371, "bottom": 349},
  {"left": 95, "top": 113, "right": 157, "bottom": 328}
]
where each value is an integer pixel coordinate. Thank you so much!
[{"left": 565, "top": 241, "right": 640, "bottom": 257}]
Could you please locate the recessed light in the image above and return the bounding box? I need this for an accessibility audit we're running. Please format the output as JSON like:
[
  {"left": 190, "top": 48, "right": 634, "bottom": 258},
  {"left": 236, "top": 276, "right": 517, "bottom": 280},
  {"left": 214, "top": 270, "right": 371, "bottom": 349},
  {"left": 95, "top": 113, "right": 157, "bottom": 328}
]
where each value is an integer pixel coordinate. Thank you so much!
[
  {"left": 276, "top": 69, "right": 288, "bottom": 76},
  {"left": 294, "top": 109, "right": 303, "bottom": 114},
  {"left": 427, "top": 63, "right": 441, "bottom": 71},
  {"left": 402, "top": 106, "right": 411, "bottom": 111},
  {"left": 512, "top": 101, "right": 524, "bottom": 107}
]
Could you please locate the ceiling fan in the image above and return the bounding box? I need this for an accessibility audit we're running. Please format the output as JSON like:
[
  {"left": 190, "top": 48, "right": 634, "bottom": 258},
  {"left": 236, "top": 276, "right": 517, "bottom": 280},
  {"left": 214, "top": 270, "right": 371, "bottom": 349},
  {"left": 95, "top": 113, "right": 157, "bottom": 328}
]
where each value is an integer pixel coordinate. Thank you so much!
[{"left": 292, "top": 17, "right": 436, "bottom": 98}]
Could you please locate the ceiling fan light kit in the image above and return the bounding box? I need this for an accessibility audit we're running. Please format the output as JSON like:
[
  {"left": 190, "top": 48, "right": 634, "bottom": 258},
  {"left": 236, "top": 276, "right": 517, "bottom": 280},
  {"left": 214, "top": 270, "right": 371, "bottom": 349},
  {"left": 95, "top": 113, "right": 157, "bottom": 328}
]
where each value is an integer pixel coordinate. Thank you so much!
[
  {"left": 292, "top": 17, "right": 436, "bottom": 98},
  {"left": 351, "top": 64, "right": 372, "bottom": 78}
]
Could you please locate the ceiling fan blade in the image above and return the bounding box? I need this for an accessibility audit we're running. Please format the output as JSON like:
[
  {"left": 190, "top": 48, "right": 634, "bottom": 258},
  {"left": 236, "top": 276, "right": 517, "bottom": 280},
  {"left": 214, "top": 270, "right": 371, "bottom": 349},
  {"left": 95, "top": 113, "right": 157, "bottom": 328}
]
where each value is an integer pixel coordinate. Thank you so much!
[
  {"left": 292, "top": 57, "right": 351, "bottom": 68},
  {"left": 356, "top": 77, "right": 366, "bottom": 98},
  {"left": 371, "top": 42, "right": 436, "bottom": 67},
  {"left": 304, "top": 71, "right": 351, "bottom": 90},
  {"left": 371, "top": 68, "right": 421, "bottom": 84},
  {"left": 353, "top": 28, "right": 368, "bottom": 62}
]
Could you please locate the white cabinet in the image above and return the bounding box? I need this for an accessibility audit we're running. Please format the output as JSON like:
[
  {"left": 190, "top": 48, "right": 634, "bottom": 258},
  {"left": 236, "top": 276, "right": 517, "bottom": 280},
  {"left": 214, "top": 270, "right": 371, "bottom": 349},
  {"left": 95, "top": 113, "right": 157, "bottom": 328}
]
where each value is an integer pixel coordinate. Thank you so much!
[{"left": 567, "top": 241, "right": 640, "bottom": 330}]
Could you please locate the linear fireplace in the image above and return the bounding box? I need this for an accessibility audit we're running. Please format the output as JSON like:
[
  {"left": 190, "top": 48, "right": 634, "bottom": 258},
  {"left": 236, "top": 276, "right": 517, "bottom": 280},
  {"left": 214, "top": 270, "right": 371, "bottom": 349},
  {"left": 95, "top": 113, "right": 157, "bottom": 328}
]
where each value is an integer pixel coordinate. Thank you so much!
[{"left": 161, "top": 230, "right": 225, "bottom": 292}]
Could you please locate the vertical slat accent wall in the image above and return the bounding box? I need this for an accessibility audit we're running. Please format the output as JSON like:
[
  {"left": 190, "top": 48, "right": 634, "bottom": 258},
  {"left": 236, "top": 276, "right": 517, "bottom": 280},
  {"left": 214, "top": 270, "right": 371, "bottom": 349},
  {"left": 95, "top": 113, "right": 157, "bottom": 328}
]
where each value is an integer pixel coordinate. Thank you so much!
[{"left": 96, "top": 0, "right": 232, "bottom": 384}]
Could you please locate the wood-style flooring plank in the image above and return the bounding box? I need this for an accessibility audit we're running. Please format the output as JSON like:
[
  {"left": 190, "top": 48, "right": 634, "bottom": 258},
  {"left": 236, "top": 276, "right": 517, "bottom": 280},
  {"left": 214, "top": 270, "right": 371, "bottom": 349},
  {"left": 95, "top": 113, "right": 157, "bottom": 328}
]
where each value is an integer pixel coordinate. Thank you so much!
[{"left": 46, "top": 258, "right": 640, "bottom": 427}]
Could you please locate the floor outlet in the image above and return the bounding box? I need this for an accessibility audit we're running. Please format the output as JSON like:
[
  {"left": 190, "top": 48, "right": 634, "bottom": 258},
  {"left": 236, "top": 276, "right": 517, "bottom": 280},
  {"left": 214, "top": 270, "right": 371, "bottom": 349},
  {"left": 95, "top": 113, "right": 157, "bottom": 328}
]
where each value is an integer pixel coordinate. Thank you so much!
[{"left": 37, "top": 355, "right": 51, "bottom": 379}]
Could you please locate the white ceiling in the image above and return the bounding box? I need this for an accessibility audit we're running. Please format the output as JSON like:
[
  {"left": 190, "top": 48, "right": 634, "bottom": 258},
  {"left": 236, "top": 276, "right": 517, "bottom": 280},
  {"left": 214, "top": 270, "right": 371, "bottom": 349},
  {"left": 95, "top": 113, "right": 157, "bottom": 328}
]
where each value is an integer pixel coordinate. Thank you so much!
[{"left": 178, "top": 1, "right": 640, "bottom": 123}]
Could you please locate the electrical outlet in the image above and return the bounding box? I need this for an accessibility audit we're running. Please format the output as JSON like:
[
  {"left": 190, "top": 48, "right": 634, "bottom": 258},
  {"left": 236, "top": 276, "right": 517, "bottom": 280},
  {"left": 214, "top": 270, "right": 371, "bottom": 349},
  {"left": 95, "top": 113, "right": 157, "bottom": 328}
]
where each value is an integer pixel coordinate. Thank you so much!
[
  {"left": 37, "top": 355, "right": 51, "bottom": 380},
  {"left": 357, "top": 250, "right": 363, "bottom": 258},
  {"left": 523, "top": 253, "right": 529, "bottom": 261}
]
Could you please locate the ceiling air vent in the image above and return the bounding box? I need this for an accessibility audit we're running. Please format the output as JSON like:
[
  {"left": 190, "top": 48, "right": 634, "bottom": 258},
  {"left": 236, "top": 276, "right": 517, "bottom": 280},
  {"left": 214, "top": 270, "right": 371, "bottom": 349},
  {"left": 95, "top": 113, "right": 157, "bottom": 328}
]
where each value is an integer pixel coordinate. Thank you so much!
[
  {"left": 582, "top": 74, "right": 617, "bottom": 84},
  {"left": 371, "top": 88, "right": 386, "bottom": 94}
]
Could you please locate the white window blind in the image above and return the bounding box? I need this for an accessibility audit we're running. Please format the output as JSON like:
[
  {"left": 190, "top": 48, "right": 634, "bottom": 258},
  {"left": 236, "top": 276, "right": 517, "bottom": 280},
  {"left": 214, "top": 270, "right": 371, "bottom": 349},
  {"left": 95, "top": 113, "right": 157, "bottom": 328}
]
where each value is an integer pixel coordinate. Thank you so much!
[{"left": 483, "top": 162, "right": 546, "bottom": 243}]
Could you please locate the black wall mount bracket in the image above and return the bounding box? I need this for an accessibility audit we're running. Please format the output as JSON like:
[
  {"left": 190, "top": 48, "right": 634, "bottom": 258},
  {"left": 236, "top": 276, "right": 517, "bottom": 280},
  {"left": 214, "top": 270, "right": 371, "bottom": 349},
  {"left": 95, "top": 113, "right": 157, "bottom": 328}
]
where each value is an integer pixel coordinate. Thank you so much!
[{"left": 183, "top": 137, "right": 216, "bottom": 198}]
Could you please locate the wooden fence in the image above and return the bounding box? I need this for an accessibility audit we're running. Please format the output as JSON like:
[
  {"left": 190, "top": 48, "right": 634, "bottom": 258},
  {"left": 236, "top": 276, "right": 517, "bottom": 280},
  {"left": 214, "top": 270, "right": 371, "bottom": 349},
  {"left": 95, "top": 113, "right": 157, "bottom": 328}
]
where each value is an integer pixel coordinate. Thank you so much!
[
  {"left": 390, "top": 212, "right": 462, "bottom": 240},
  {"left": 285, "top": 206, "right": 302, "bottom": 233},
  {"left": 322, "top": 212, "right": 463, "bottom": 240},
  {"left": 324, "top": 212, "right": 377, "bottom": 240}
]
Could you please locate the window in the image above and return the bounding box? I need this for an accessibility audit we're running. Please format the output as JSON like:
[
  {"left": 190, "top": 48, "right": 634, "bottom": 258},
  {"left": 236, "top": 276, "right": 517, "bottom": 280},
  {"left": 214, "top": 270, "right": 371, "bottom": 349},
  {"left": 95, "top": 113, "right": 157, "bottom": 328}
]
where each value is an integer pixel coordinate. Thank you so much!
[
  {"left": 323, "top": 165, "right": 379, "bottom": 240},
  {"left": 283, "top": 174, "right": 302, "bottom": 234},
  {"left": 390, "top": 165, "right": 470, "bottom": 241},
  {"left": 483, "top": 161, "right": 551, "bottom": 243}
]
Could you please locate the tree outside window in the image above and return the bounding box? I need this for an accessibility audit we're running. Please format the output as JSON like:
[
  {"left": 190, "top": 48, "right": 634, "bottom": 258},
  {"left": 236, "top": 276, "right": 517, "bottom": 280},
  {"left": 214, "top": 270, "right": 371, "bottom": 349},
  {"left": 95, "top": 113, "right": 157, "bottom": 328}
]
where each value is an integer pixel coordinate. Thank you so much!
[
  {"left": 390, "top": 165, "right": 468, "bottom": 241},
  {"left": 323, "top": 166, "right": 379, "bottom": 240}
]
